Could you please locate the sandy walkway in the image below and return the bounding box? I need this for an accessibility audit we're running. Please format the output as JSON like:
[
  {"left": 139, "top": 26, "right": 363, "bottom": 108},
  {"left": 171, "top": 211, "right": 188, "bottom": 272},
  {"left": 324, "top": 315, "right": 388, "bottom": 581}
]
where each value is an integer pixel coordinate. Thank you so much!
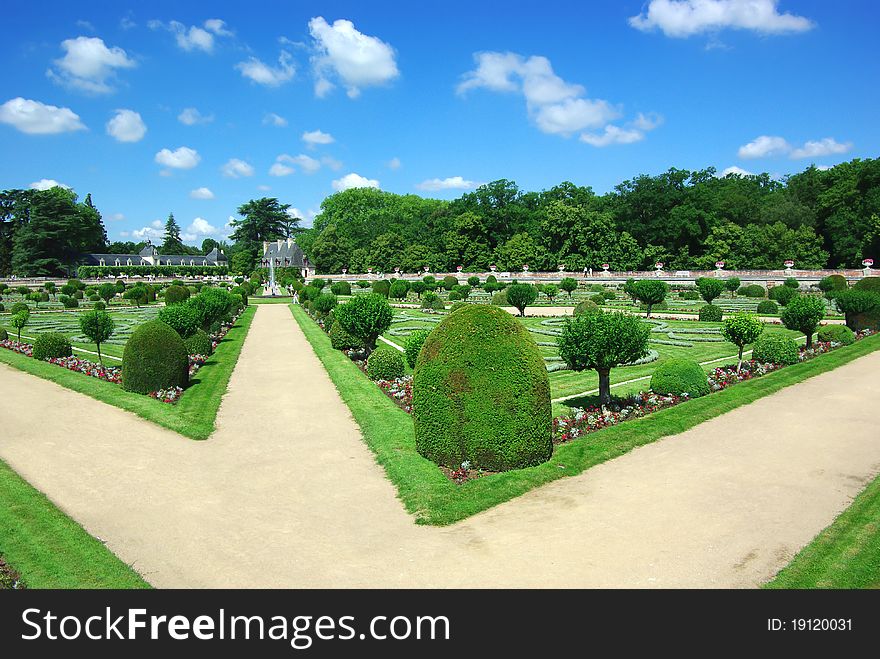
[{"left": 1, "top": 304, "right": 878, "bottom": 588}]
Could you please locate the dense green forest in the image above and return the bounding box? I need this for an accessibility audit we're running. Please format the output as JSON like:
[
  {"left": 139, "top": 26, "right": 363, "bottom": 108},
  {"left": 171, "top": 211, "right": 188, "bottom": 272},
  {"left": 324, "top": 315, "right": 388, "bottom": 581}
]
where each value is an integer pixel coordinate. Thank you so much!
[{"left": 2, "top": 158, "right": 878, "bottom": 277}]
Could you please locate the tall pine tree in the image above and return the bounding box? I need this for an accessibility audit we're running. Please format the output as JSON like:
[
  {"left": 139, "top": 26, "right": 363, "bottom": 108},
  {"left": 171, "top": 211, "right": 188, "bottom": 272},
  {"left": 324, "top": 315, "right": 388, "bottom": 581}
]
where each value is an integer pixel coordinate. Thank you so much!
[{"left": 162, "top": 212, "right": 185, "bottom": 254}]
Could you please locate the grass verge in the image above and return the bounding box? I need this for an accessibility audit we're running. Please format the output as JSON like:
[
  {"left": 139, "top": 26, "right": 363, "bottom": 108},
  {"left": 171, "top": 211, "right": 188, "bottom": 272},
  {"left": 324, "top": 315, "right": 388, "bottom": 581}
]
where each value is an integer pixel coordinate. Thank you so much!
[
  {"left": 765, "top": 471, "right": 880, "bottom": 588},
  {"left": 0, "top": 459, "right": 150, "bottom": 588},
  {"left": 0, "top": 305, "right": 256, "bottom": 439},
  {"left": 293, "top": 304, "right": 880, "bottom": 526}
]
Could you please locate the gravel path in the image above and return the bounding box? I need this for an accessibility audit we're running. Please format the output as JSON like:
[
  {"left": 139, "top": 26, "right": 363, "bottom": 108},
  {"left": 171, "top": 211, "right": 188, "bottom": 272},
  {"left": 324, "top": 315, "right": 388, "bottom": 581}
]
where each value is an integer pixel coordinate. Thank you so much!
[{"left": 1, "top": 303, "right": 877, "bottom": 588}]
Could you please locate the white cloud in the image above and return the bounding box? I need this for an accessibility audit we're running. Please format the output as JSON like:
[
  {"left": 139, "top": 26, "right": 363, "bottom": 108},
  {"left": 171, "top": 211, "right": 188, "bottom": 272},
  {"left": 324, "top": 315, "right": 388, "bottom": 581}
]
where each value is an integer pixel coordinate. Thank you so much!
[
  {"left": 737, "top": 135, "right": 791, "bottom": 159},
  {"left": 269, "top": 162, "right": 294, "bottom": 177},
  {"left": 580, "top": 125, "right": 646, "bottom": 147},
  {"left": 221, "top": 158, "right": 254, "bottom": 177},
  {"left": 534, "top": 98, "right": 618, "bottom": 135},
  {"left": 332, "top": 172, "right": 380, "bottom": 191},
  {"left": 629, "top": 0, "right": 815, "bottom": 38},
  {"left": 190, "top": 187, "right": 215, "bottom": 199},
  {"left": 29, "top": 178, "right": 71, "bottom": 190},
  {"left": 235, "top": 51, "right": 295, "bottom": 86},
  {"left": 150, "top": 19, "right": 233, "bottom": 53},
  {"left": 47, "top": 36, "right": 135, "bottom": 93},
  {"left": 270, "top": 154, "right": 322, "bottom": 176},
  {"left": 309, "top": 17, "right": 399, "bottom": 98},
  {"left": 178, "top": 107, "right": 213, "bottom": 125},
  {"left": 816, "top": 165, "right": 832, "bottom": 171},
  {"left": 257, "top": 184, "right": 271, "bottom": 191},
  {"left": 416, "top": 176, "right": 480, "bottom": 191},
  {"left": 120, "top": 15, "right": 136, "bottom": 30},
  {"left": 790, "top": 138, "right": 852, "bottom": 159},
  {"left": 387, "top": 157, "right": 401, "bottom": 170},
  {"left": 0, "top": 97, "right": 86, "bottom": 134},
  {"left": 302, "top": 129, "right": 334, "bottom": 147},
  {"left": 719, "top": 165, "right": 754, "bottom": 177},
  {"left": 633, "top": 112, "right": 664, "bottom": 131},
  {"left": 119, "top": 231, "right": 130, "bottom": 237},
  {"left": 106, "top": 108, "right": 146, "bottom": 142},
  {"left": 263, "top": 112, "right": 287, "bottom": 127},
  {"left": 155, "top": 146, "right": 200, "bottom": 169},
  {"left": 132, "top": 219, "right": 165, "bottom": 241},
  {"left": 204, "top": 19, "right": 233, "bottom": 37},
  {"left": 180, "top": 216, "right": 221, "bottom": 242}
]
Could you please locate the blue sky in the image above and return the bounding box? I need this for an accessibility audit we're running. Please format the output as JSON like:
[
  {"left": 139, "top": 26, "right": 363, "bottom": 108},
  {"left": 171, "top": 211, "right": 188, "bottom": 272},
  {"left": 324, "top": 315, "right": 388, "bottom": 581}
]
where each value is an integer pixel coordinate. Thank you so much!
[{"left": 1, "top": 0, "right": 878, "bottom": 246}]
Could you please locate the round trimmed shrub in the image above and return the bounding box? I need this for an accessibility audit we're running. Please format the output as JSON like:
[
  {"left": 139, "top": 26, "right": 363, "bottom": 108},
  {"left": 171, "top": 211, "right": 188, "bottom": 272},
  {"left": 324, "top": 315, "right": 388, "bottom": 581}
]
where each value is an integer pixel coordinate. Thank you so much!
[
  {"left": 121, "top": 320, "right": 189, "bottom": 394},
  {"left": 10, "top": 302, "right": 29, "bottom": 315},
  {"left": 769, "top": 285, "right": 797, "bottom": 306},
  {"left": 158, "top": 303, "right": 201, "bottom": 339},
  {"left": 751, "top": 333, "right": 799, "bottom": 365},
  {"left": 447, "top": 290, "right": 461, "bottom": 301},
  {"left": 330, "top": 281, "right": 351, "bottom": 296},
  {"left": 93, "top": 301, "right": 106, "bottom": 310},
  {"left": 756, "top": 300, "right": 778, "bottom": 315},
  {"left": 421, "top": 291, "right": 440, "bottom": 308},
  {"left": 164, "top": 285, "right": 191, "bottom": 305},
  {"left": 650, "top": 359, "right": 709, "bottom": 398},
  {"left": 329, "top": 321, "right": 365, "bottom": 350},
  {"left": 313, "top": 293, "right": 338, "bottom": 316},
  {"left": 573, "top": 300, "right": 600, "bottom": 316},
  {"left": 356, "top": 280, "right": 371, "bottom": 289},
  {"left": 335, "top": 294, "right": 393, "bottom": 350},
  {"left": 39, "top": 292, "right": 49, "bottom": 302},
  {"left": 89, "top": 294, "right": 100, "bottom": 302},
  {"left": 371, "top": 280, "right": 390, "bottom": 298},
  {"left": 590, "top": 293, "right": 606, "bottom": 305},
  {"left": 74, "top": 290, "right": 84, "bottom": 300},
  {"left": 698, "top": 304, "right": 723, "bottom": 322},
  {"left": 817, "top": 324, "right": 855, "bottom": 346},
  {"left": 404, "top": 329, "right": 431, "bottom": 369},
  {"left": 366, "top": 349, "right": 405, "bottom": 381},
  {"left": 441, "top": 275, "right": 458, "bottom": 291},
  {"left": 818, "top": 274, "right": 848, "bottom": 294},
  {"left": 491, "top": 290, "right": 507, "bottom": 306},
  {"left": 412, "top": 304, "right": 552, "bottom": 471},
  {"left": 32, "top": 332, "right": 72, "bottom": 361},
  {"left": 60, "top": 295, "right": 79, "bottom": 308},
  {"left": 184, "top": 328, "right": 213, "bottom": 355},
  {"left": 741, "top": 284, "right": 767, "bottom": 298},
  {"left": 854, "top": 277, "right": 880, "bottom": 293},
  {"left": 784, "top": 277, "right": 800, "bottom": 289},
  {"left": 680, "top": 290, "right": 700, "bottom": 300},
  {"left": 230, "top": 286, "right": 248, "bottom": 306}
]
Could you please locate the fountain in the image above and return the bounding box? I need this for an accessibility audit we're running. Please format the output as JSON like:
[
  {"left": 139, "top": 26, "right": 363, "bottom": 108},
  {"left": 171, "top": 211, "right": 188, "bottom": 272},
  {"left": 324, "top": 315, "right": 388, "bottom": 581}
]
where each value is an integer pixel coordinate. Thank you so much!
[{"left": 267, "top": 256, "right": 277, "bottom": 296}]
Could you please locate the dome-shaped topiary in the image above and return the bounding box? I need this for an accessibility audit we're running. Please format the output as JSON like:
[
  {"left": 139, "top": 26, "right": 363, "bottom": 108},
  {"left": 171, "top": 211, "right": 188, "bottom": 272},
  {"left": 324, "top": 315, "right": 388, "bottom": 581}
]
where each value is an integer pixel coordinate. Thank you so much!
[
  {"left": 816, "top": 324, "right": 855, "bottom": 346},
  {"left": 650, "top": 359, "right": 709, "bottom": 397},
  {"left": 698, "top": 304, "right": 723, "bottom": 321},
  {"left": 184, "top": 328, "right": 213, "bottom": 355},
  {"left": 412, "top": 304, "right": 552, "bottom": 471},
  {"left": 32, "top": 332, "right": 73, "bottom": 361},
  {"left": 121, "top": 320, "right": 189, "bottom": 394},
  {"left": 756, "top": 300, "right": 778, "bottom": 315},
  {"left": 329, "top": 321, "right": 365, "bottom": 350},
  {"left": 366, "top": 348, "right": 405, "bottom": 381},
  {"left": 164, "top": 285, "right": 190, "bottom": 305},
  {"left": 854, "top": 277, "right": 880, "bottom": 293},
  {"left": 573, "top": 299, "right": 599, "bottom": 316},
  {"left": 751, "top": 333, "right": 799, "bottom": 365}
]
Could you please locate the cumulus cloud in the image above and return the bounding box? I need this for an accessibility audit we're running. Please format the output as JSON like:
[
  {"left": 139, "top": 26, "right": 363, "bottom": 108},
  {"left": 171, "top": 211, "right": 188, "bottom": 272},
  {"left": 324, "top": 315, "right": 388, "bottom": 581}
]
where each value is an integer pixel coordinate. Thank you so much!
[
  {"left": 178, "top": 107, "right": 213, "bottom": 125},
  {"left": 0, "top": 97, "right": 86, "bottom": 134},
  {"left": 790, "top": 138, "right": 852, "bottom": 159},
  {"left": 263, "top": 113, "right": 287, "bottom": 127},
  {"left": 302, "top": 129, "right": 334, "bottom": 147},
  {"left": 149, "top": 18, "right": 233, "bottom": 53},
  {"left": 29, "top": 178, "right": 71, "bottom": 190},
  {"left": 47, "top": 36, "right": 136, "bottom": 93},
  {"left": 579, "top": 125, "right": 646, "bottom": 147},
  {"left": 719, "top": 165, "right": 754, "bottom": 177},
  {"left": 155, "top": 146, "right": 200, "bottom": 169},
  {"left": 629, "top": 0, "right": 815, "bottom": 37},
  {"left": 235, "top": 51, "right": 295, "bottom": 86},
  {"left": 269, "top": 162, "right": 294, "bottom": 177},
  {"left": 269, "top": 154, "right": 322, "bottom": 176},
  {"left": 221, "top": 158, "right": 254, "bottom": 177},
  {"left": 106, "top": 109, "right": 146, "bottom": 142},
  {"left": 737, "top": 135, "right": 791, "bottom": 159},
  {"left": 309, "top": 17, "right": 399, "bottom": 98},
  {"left": 332, "top": 172, "right": 379, "bottom": 191},
  {"left": 190, "top": 187, "right": 215, "bottom": 199},
  {"left": 387, "top": 157, "right": 401, "bottom": 170},
  {"left": 203, "top": 19, "right": 233, "bottom": 37},
  {"left": 132, "top": 219, "right": 165, "bottom": 241},
  {"left": 181, "top": 216, "right": 221, "bottom": 242},
  {"left": 416, "top": 176, "right": 480, "bottom": 191}
]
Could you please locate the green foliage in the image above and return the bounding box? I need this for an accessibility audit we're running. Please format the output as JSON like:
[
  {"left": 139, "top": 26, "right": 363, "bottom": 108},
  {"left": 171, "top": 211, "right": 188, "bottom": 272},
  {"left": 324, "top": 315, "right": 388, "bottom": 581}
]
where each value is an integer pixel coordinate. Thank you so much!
[
  {"left": 60, "top": 284, "right": 76, "bottom": 296},
  {"left": 32, "top": 332, "right": 72, "bottom": 361},
  {"left": 740, "top": 284, "right": 767, "bottom": 298},
  {"left": 818, "top": 274, "right": 848, "bottom": 294},
  {"left": 784, "top": 277, "right": 800, "bottom": 289},
  {"left": 230, "top": 286, "right": 248, "bottom": 307},
  {"left": 441, "top": 275, "right": 458, "bottom": 291},
  {"left": 10, "top": 311, "right": 28, "bottom": 341},
  {"left": 328, "top": 321, "right": 365, "bottom": 350},
  {"left": 74, "top": 290, "right": 84, "bottom": 300},
  {"left": 590, "top": 293, "right": 606, "bottom": 305},
  {"left": 122, "top": 287, "right": 147, "bottom": 307},
  {"left": 187, "top": 288, "right": 238, "bottom": 330},
  {"left": 10, "top": 302, "right": 29, "bottom": 315},
  {"left": 121, "top": 320, "right": 189, "bottom": 394},
  {"left": 452, "top": 284, "right": 471, "bottom": 300},
  {"left": 59, "top": 294, "right": 79, "bottom": 308},
  {"left": 560, "top": 277, "right": 578, "bottom": 297},
  {"left": 299, "top": 285, "right": 321, "bottom": 302},
  {"left": 404, "top": 329, "right": 431, "bottom": 369},
  {"left": 781, "top": 295, "right": 826, "bottom": 347},
  {"left": 356, "top": 280, "right": 371, "bottom": 289},
  {"left": 447, "top": 290, "right": 461, "bottom": 301},
  {"left": 769, "top": 284, "right": 798, "bottom": 306},
  {"left": 721, "top": 312, "right": 764, "bottom": 366},
  {"left": 421, "top": 291, "right": 440, "bottom": 308},
  {"left": 371, "top": 279, "right": 391, "bottom": 298},
  {"left": 490, "top": 290, "right": 507, "bottom": 306},
  {"left": 158, "top": 303, "right": 201, "bottom": 339},
  {"left": 680, "top": 290, "right": 700, "bottom": 300},
  {"left": 724, "top": 277, "right": 741, "bottom": 293},
  {"left": 311, "top": 278, "right": 327, "bottom": 292},
  {"left": 78, "top": 310, "right": 114, "bottom": 362},
  {"left": 184, "top": 328, "right": 213, "bottom": 356},
  {"left": 817, "top": 324, "right": 855, "bottom": 346},
  {"left": 854, "top": 277, "right": 880, "bottom": 293},
  {"left": 467, "top": 276, "right": 480, "bottom": 287},
  {"left": 0, "top": 328, "right": 6, "bottom": 340},
  {"left": 696, "top": 277, "right": 725, "bottom": 303},
  {"left": 505, "top": 283, "right": 538, "bottom": 316},
  {"left": 366, "top": 349, "right": 405, "bottom": 381},
  {"left": 650, "top": 359, "right": 709, "bottom": 398},
  {"left": 573, "top": 299, "right": 600, "bottom": 316},
  {"left": 631, "top": 279, "right": 668, "bottom": 316},
  {"left": 313, "top": 293, "right": 338, "bottom": 315},
  {"left": 409, "top": 280, "right": 426, "bottom": 297},
  {"left": 698, "top": 304, "right": 723, "bottom": 321},
  {"left": 412, "top": 305, "right": 551, "bottom": 471},
  {"left": 93, "top": 301, "right": 106, "bottom": 310},
  {"left": 330, "top": 281, "right": 351, "bottom": 296},
  {"left": 450, "top": 300, "right": 468, "bottom": 312},
  {"left": 756, "top": 300, "right": 779, "bottom": 315},
  {"left": 389, "top": 280, "right": 410, "bottom": 300},
  {"left": 334, "top": 293, "right": 393, "bottom": 350},
  {"left": 751, "top": 333, "right": 800, "bottom": 365}
]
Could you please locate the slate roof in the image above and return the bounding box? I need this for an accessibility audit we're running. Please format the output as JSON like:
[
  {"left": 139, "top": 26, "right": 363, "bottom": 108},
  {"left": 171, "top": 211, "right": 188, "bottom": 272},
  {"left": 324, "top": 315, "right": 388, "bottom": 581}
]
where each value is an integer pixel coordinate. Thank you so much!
[{"left": 260, "top": 240, "right": 309, "bottom": 267}]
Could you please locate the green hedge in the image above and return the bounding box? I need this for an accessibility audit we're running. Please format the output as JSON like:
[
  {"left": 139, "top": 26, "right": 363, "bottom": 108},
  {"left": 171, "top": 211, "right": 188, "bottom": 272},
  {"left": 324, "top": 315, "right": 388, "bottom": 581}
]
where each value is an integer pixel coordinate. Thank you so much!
[
  {"left": 752, "top": 333, "right": 799, "bottom": 365},
  {"left": 756, "top": 300, "right": 779, "bottom": 315},
  {"left": 184, "top": 328, "right": 213, "bottom": 356},
  {"left": 817, "top": 325, "right": 855, "bottom": 346},
  {"left": 698, "top": 304, "right": 722, "bottom": 321},
  {"left": 77, "top": 264, "right": 228, "bottom": 278},
  {"left": 32, "top": 332, "right": 72, "bottom": 361},
  {"left": 366, "top": 349, "right": 405, "bottom": 381}
]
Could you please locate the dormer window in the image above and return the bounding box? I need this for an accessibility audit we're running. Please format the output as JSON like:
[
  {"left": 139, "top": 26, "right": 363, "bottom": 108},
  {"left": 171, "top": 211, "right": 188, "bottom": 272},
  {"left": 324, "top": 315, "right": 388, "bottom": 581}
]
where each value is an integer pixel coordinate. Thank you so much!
[
  {"left": 99, "top": 258, "right": 105, "bottom": 266},
  {"left": 115, "top": 258, "right": 121, "bottom": 266},
  {"left": 126, "top": 258, "right": 132, "bottom": 266}
]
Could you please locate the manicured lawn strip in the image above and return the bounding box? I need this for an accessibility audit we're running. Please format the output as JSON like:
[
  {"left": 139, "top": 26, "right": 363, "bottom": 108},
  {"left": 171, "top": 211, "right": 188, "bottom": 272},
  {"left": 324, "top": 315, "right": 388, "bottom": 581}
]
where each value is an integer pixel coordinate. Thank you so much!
[
  {"left": 765, "top": 471, "right": 880, "bottom": 589},
  {"left": 294, "top": 301, "right": 880, "bottom": 525},
  {"left": 0, "top": 459, "right": 150, "bottom": 588},
  {"left": 0, "top": 306, "right": 256, "bottom": 439},
  {"left": 251, "top": 296, "right": 294, "bottom": 304}
]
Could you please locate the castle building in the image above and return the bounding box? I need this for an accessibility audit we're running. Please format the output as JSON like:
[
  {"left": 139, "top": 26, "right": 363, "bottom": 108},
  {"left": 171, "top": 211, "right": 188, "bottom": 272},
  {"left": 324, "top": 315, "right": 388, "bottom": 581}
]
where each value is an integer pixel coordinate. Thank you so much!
[
  {"left": 82, "top": 241, "right": 228, "bottom": 268},
  {"left": 260, "top": 238, "right": 315, "bottom": 279}
]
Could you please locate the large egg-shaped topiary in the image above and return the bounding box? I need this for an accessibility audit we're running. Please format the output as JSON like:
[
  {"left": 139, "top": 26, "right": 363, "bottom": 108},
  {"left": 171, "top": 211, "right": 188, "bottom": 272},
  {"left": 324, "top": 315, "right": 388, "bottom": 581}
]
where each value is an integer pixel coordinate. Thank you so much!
[
  {"left": 122, "top": 320, "right": 189, "bottom": 394},
  {"left": 412, "top": 304, "right": 552, "bottom": 471}
]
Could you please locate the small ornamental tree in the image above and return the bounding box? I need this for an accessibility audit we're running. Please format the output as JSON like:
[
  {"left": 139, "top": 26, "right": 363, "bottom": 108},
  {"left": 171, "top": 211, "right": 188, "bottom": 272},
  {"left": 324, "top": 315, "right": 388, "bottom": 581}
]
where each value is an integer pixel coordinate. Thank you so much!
[
  {"left": 781, "top": 295, "right": 825, "bottom": 348},
  {"left": 560, "top": 277, "right": 578, "bottom": 298},
  {"left": 10, "top": 310, "right": 28, "bottom": 342},
  {"left": 542, "top": 284, "right": 559, "bottom": 302},
  {"left": 79, "top": 310, "right": 115, "bottom": 364},
  {"left": 505, "top": 283, "right": 538, "bottom": 316},
  {"left": 769, "top": 284, "right": 798, "bottom": 306},
  {"left": 721, "top": 312, "right": 764, "bottom": 372},
  {"left": 123, "top": 286, "right": 147, "bottom": 307},
  {"left": 410, "top": 280, "right": 426, "bottom": 298},
  {"left": 784, "top": 277, "right": 800, "bottom": 289},
  {"left": 389, "top": 280, "right": 409, "bottom": 301},
  {"left": 60, "top": 283, "right": 76, "bottom": 297},
  {"left": 442, "top": 275, "right": 458, "bottom": 291},
  {"left": 832, "top": 289, "right": 880, "bottom": 330},
  {"left": 334, "top": 293, "right": 393, "bottom": 353},
  {"left": 818, "top": 274, "right": 848, "bottom": 297},
  {"left": 28, "top": 292, "right": 43, "bottom": 308},
  {"left": 98, "top": 282, "right": 117, "bottom": 305},
  {"left": 371, "top": 279, "right": 390, "bottom": 298},
  {"left": 557, "top": 311, "right": 650, "bottom": 406},
  {"left": 623, "top": 277, "right": 638, "bottom": 303},
  {"left": 724, "top": 277, "right": 741, "bottom": 297},
  {"left": 696, "top": 278, "right": 725, "bottom": 304},
  {"left": 631, "top": 280, "right": 668, "bottom": 317},
  {"left": 452, "top": 284, "right": 472, "bottom": 301},
  {"left": 44, "top": 282, "right": 56, "bottom": 298},
  {"left": 313, "top": 293, "right": 338, "bottom": 316},
  {"left": 467, "top": 276, "right": 480, "bottom": 287}
]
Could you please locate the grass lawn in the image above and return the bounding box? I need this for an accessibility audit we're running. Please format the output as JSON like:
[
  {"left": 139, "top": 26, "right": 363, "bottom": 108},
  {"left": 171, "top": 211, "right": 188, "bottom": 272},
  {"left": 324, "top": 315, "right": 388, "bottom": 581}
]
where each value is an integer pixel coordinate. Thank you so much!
[
  {"left": 0, "top": 305, "right": 256, "bottom": 439},
  {"left": 0, "top": 459, "right": 149, "bottom": 588},
  {"left": 765, "top": 471, "right": 880, "bottom": 589},
  {"left": 294, "top": 303, "right": 880, "bottom": 526},
  {"left": 251, "top": 296, "right": 294, "bottom": 304}
]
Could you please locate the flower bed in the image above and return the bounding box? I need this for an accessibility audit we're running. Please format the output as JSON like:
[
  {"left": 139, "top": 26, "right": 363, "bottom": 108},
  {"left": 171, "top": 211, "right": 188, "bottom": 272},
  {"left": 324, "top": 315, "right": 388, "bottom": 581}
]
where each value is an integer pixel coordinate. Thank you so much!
[{"left": 46, "top": 355, "right": 122, "bottom": 385}]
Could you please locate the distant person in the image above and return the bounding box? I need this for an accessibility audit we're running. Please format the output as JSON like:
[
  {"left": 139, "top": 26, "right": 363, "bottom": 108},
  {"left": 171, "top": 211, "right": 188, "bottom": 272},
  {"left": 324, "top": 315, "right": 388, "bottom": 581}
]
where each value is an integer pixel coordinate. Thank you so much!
[{"left": 588, "top": 267, "right": 593, "bottom": 277}]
